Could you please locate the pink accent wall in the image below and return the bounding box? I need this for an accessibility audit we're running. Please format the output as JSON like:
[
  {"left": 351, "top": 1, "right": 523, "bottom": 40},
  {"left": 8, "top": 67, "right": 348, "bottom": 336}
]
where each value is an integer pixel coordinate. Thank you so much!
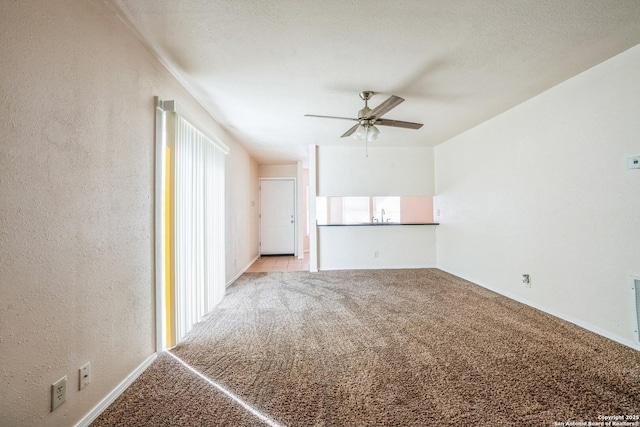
[{"left": 400, "top": 196, "right": 434, "bottom": 223}]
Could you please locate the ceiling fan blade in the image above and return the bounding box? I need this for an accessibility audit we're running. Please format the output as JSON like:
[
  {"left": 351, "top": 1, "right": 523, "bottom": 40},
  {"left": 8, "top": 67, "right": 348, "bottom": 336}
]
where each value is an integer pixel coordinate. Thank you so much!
[
  {"left": 305, "top": 114, "right": 358, "bottom": 121},
  {"left": 341, "top": 124, "right": 359, "bottom": 138},
  {"left": 375, "top": 118, "right": 423, "bottom": 129},
  {"left": 367, "top": 95, "right": 404, "bottom": 119}
]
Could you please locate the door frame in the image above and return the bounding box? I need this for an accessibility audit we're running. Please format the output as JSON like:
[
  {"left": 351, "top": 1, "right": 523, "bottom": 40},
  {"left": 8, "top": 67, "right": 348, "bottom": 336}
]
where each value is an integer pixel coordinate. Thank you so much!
[
  {"left": 154, "top": 98, "right": 168, "bottom": 352},
  {"left": 259, "top": 177, "right": 297, "bottom": 257}
]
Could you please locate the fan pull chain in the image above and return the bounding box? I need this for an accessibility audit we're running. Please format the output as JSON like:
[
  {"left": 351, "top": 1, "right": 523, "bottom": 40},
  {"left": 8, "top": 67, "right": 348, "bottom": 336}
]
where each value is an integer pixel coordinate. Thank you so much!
[{"left": 365, "top": 126, "right": 369, "bottom": 157}]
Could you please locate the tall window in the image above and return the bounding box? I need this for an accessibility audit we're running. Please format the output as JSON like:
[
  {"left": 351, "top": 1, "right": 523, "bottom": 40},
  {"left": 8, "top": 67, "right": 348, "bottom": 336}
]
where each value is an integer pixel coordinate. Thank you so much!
[
  {"left": 163, "top": 109, "right": 228, "bottom": 345},
  {"left": 372, "top": 197, "right": 400, "bottom": 223},
  {"left": 342, "top": 197, "right": 370, "bottom": 223}
]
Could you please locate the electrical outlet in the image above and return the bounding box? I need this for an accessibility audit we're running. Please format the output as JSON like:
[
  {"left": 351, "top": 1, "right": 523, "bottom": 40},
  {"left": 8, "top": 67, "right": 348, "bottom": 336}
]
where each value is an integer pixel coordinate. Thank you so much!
[
  {"left": 374, "top": 251, "right": 379, "bottom": 258},
  {"left": 79, "top": 362, "right": 91, "bottom": 390},
  {"left": 522, "top": 274, "right": 531, "bottom": 288},
  {"left": 51, "top": 376, "right": 67, "bottom": 411}
]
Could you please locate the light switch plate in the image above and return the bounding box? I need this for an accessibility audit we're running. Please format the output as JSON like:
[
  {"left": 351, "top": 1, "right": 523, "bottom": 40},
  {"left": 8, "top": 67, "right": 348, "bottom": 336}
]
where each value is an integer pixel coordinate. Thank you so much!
[
  {"left": 628, "top": 156, "right": 640, "bottom": 169},
  {"left": 79, "top": 362, "right": 91, "bottom": 390}
]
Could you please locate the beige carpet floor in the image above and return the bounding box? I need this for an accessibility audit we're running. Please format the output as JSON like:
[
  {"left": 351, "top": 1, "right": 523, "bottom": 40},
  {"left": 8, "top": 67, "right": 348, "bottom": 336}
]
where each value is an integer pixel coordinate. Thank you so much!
[{"left": 92, "top": 269, "right": 640, "bottom": 426}]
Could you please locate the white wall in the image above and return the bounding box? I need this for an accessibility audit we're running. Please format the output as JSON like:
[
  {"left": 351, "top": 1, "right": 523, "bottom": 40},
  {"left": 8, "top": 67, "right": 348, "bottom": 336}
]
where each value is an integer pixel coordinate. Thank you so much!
[
  {"left": 315, "top": 146, "right": 437, "bottom": 270},
  {"left": 0, "top": 1, "right": 258, "bottom": 425},
  {"left": 435, "top": 44, "right": 640, "bottom": 347},
  {"left": 258, "top": 164, "right": 298, "bottom": 178},
  {"left": 318, "top": 225, "right": 437, "bottom": 270},
  {"left": 226, "top": 151, "right": 259, "bottom": 282},
  {"left": 302, "top": 166, "right": 310, "bottom": 252},
  {"left": 318, "top": 146, "right": 435, "bottom": 196}
]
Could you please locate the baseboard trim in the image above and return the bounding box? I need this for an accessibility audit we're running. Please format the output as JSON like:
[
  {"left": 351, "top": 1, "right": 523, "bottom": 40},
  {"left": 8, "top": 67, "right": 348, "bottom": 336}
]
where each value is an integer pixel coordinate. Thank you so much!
[
  {"left": 437, "top": 267, "right": 640, "bottom": 352},
  {"left": 318, "top": 264, "right": 438, "bottom": 271},
  {"left": 74, "top": 353, "right": 157, "bottom": 427},
  {"left": 226, "top": 255, "right": 260, "bottom": 287}
]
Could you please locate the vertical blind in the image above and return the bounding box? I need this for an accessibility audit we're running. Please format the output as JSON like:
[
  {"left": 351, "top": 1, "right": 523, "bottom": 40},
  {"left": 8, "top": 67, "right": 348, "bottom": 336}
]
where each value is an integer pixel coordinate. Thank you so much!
[{"left": 173, "top": 115, "right": 226, "bottom": 343}]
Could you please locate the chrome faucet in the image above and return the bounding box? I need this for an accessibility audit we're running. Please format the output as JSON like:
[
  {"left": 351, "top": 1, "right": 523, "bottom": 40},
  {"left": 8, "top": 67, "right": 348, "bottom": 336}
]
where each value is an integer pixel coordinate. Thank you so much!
[{"left": 380, "top": 209, "right": 385, "bottom": 222}]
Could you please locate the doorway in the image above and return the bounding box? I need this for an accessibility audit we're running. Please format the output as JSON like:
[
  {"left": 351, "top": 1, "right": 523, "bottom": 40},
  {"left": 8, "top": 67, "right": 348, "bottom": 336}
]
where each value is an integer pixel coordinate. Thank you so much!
[{"left": 260, "top": 178, "right": 296, "bottom": 255}]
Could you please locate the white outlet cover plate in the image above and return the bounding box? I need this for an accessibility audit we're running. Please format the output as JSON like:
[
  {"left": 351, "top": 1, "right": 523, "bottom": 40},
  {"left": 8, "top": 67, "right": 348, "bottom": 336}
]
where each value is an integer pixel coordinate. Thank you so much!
[{"left": 51, "top": 376, "right": 67, "bottom": 411}]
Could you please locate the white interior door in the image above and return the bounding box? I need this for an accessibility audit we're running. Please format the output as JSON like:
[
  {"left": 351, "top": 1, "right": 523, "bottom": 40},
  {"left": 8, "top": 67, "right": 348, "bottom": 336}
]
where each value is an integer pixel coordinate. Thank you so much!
[{"left": 260, "top": 179, "right": 295, "bottom": 255}]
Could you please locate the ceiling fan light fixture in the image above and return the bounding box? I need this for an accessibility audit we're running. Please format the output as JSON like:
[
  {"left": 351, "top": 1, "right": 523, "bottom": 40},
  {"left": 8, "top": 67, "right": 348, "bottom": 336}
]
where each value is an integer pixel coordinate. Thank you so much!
[
  {"left": 367, "top": 125, "right": 379, "bottom": 141},
  {"left": 354, "top": 124, "right": 367, "bottom": 140},
  {"left": 353, "top": 123, "right": 380, "bottom": 142}
]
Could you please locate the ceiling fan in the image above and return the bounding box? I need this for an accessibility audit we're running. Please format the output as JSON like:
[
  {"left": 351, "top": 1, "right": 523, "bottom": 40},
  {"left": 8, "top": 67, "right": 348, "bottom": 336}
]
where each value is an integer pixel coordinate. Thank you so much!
[{"left": 305, "top": 91, "right": 423, "bottom": 142}]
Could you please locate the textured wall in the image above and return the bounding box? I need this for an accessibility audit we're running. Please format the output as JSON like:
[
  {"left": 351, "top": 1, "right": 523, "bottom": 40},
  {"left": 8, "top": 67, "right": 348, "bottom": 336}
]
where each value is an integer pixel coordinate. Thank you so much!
[
  {"left": 0, "top": 1, "right": 257, "bottom": 425},
  {"left": 435, "top": 44, "right": 640, "bottom": 348},
  {"left": 317, "top": 146, "right": 435, "bottom": 196},
  {"left": 226, "top": 148, "right": 259, "bottom": 282},
  {"left": 258, "top": 164, "right": 298, "bottom": 178}
]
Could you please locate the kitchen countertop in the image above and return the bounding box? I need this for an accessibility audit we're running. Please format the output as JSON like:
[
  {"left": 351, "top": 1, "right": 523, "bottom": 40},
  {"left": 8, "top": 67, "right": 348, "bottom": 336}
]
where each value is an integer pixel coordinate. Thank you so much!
[{"left": 317, "top": 222, "right": 439, "bottom": 226}]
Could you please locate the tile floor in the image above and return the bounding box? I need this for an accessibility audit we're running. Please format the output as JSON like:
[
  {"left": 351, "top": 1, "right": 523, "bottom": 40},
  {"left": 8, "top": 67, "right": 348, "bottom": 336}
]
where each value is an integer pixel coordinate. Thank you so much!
[{"left": 245, "top": 252, "right": 310, "bottom": 272}]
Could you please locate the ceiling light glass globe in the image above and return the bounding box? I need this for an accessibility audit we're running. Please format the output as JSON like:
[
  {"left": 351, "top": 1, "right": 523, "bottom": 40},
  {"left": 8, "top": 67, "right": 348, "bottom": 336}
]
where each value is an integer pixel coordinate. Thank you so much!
[
  {"left": 354, "top": 124, "right": 367, "bottom": 140},
  {"left": 367, "top": 125, "right": 379, "bottom": 141}
]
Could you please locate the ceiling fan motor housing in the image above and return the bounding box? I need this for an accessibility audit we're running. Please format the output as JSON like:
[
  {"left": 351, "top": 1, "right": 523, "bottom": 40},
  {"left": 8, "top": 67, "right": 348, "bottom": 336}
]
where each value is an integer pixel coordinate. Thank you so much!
[
  {"left": 358, "top": 107, "right": 372, "bottom": 120},
  {"left": 358, "top": 91, "right": 374, "bottom": 119}
]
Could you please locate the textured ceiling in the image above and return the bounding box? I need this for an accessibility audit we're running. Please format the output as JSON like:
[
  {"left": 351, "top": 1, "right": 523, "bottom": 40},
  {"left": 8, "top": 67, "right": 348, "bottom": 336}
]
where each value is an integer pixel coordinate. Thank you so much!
[{"left": 106, "top": 0, "right": 640, "bottom": 164}]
